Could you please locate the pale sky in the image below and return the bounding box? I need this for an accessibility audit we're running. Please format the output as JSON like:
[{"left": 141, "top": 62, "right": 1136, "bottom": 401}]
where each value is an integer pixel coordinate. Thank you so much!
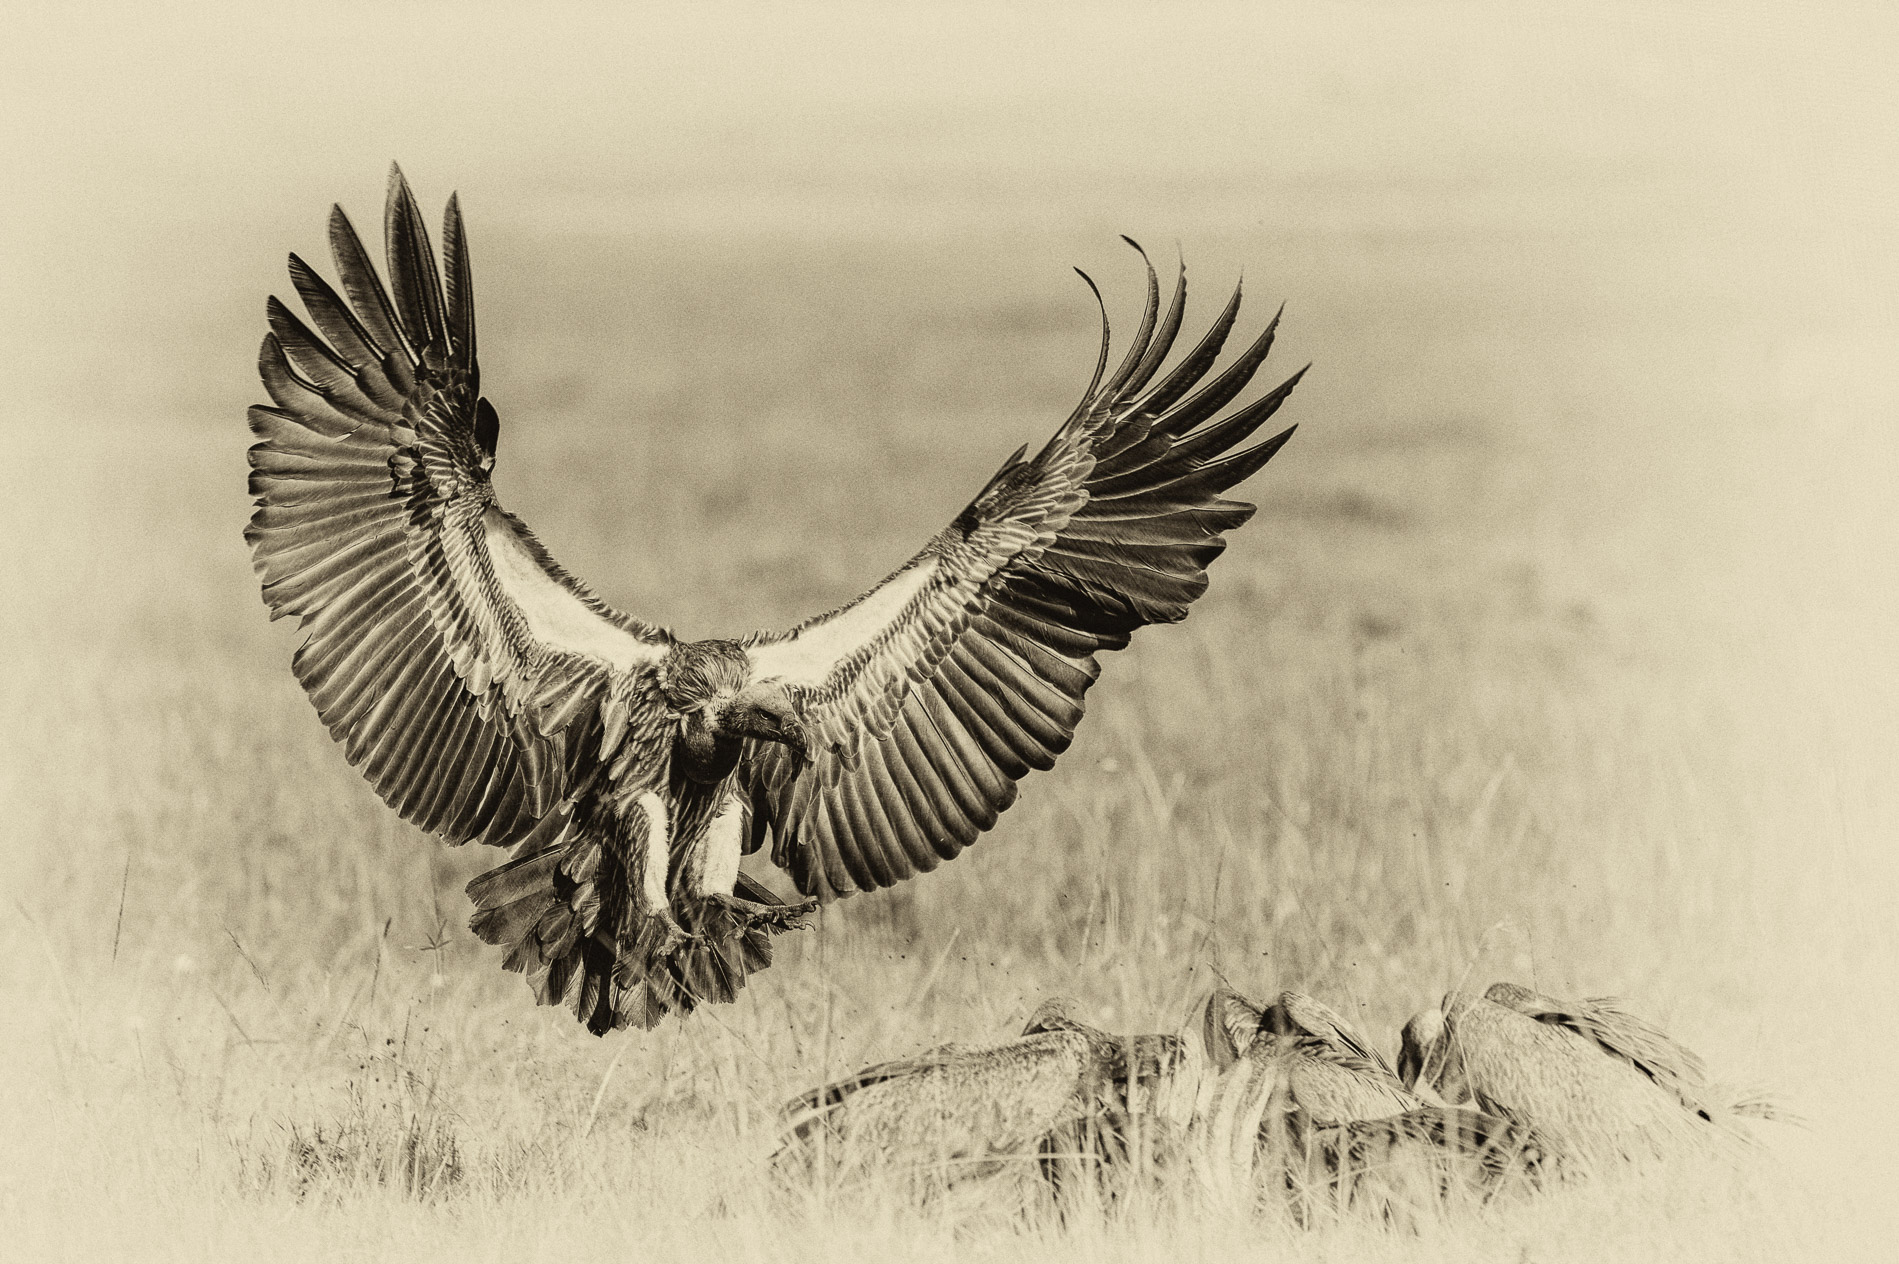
[{"left": 5, "top": 2, "right": 1894, "bottom": 421}]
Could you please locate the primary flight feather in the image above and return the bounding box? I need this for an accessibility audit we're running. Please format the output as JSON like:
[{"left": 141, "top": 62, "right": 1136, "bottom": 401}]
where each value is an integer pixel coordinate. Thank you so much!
[{"left": 245, "top": 166, "right": 1305, "bottom": 1033}]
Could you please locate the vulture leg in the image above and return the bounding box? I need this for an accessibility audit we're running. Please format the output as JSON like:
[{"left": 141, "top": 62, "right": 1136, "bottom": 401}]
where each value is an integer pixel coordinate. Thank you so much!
[
  {"left": 631, "top": 791, "right": 686, "bottom": 951},
  {"left": 687, "top": 793, "right": 818, "bottom": 926}
]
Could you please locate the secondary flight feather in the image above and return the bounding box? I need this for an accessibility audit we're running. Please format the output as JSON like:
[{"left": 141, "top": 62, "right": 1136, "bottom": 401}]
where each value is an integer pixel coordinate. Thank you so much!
[{"left": 246, "top": 166, "right": 1305, "bottom": 1033}]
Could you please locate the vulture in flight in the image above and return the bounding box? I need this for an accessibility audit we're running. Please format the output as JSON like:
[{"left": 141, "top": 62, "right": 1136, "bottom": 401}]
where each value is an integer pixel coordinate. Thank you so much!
[{"left": 245, "top": 167, "right": 1304, "bottom": 1033}]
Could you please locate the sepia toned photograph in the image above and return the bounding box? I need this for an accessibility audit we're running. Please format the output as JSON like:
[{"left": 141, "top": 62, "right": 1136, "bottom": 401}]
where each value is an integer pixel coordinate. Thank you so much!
[{"left": 4, "top": 3, "right": 1893, "bottom": 1259}]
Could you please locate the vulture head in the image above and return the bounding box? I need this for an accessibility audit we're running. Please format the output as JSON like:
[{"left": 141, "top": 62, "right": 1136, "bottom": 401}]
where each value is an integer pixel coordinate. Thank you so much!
[
  {"left": 1398, "top": 1000, "right": 1469, "bottom": 1105},
  {"left": 660, "top": 641, "right": 811, "bottom": 780}
]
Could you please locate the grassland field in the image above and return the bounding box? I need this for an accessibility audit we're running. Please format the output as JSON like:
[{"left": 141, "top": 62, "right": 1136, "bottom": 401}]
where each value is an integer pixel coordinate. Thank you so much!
[{"left": 5, "top": 5, "right": 1898, "bottom": 1260}]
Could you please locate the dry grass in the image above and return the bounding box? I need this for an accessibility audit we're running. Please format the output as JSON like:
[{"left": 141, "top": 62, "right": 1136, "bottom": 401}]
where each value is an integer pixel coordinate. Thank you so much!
[
  {"left": 5, "top": 4, "right": 1897, "bottom": 1259},
  {"left": 4, "top": 216, "right": 1892, "bottom": 1256}
]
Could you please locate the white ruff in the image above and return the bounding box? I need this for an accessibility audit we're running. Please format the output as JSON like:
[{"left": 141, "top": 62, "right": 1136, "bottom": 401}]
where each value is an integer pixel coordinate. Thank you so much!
[
  {"left": 700, "top": 795, "right": 744, "bottom": 897},
  {"left": 637, "top": 791, "right": 670, "bottom": 911},
  {"left": 483, "top": 507, "right": 665, "bottom": 671}
]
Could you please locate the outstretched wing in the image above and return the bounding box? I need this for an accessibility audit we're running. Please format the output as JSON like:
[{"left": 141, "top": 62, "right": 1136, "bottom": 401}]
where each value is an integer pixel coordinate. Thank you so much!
[
  {"left": 246, "top": 166, "right": 673, "bottom": 848},
  {"left": 737, "top": 246, "right": 1302, "bottom": 898}
]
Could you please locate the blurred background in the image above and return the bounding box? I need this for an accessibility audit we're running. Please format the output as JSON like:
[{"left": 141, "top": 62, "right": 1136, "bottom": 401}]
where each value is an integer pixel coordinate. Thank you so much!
[{"left": 2, "top": 2, "right": 1895, "bottom": 1257}]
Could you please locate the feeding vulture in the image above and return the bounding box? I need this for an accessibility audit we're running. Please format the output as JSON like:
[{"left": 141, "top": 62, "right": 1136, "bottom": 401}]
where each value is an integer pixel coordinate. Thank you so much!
[
  {"left": 245, "top": 166, "right": 1304, "bottom": 1033},
  {"left": 775, "top": 997, "right": 1195, "bottom": 1189},
  {"left": 1398, "top": 983, "right": 1781, "bottom": 1165},
  {"left": 1199, "top": 988, "right": 1547, "bottom": 1207}
]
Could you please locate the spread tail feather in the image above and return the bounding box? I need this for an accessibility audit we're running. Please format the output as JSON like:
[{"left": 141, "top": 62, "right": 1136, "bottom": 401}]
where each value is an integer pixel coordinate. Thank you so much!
[
  {"left": 468, "top": 846, "right": 806, "bottom": 1034},
  {"left": 467, "top": 840, "right": 617, "bottom": 1031},
  {"left": 618, "top": 874, "right": 804, "bottom": 1029}
]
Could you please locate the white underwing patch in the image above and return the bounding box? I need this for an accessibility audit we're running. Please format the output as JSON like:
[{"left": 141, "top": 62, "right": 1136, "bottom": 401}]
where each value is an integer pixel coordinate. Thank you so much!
[{"left": 483, "top": 507, "right": 665, "bottom": 672}]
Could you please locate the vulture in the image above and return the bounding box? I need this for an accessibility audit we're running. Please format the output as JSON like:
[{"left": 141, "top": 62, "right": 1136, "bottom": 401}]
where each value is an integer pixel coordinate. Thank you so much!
[
  {"left": 1200, "top": 987, "right": 1544, "bottom": 1211},
  {"left": 1398, "top": 983, "right": 1778, "bottom": 1166},
  {"left": 245, "top": 166, "right": 1304, "bottom": 1033},
  {"left": 1206, "top": 987, "right": 1422, "bottom": 1122},
  {"left": 776, "top": 998, "right": 1195, "bottom": 1192}
]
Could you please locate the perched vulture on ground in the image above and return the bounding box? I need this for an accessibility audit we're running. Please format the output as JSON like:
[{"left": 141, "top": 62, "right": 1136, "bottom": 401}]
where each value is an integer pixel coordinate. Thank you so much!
[
  {"left": 1398, "top": 983, "right": 1780, "bottom": 1165},
  {"left": 775, "top": 998, "right": 1195, "bottom": 1192},
  {"left": 245, "top": 166, "right": 1305, "bottom": 1033},
  {"left": 1200, "top": 987, "right": 1546, "bottom": 1212}
]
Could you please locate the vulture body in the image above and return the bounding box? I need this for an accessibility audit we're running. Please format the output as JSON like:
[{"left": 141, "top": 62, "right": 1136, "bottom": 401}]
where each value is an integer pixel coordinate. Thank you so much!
[
  {"left": 1203, "top": 986, "right": 1422, "bottom": 1122},
  {"left": 1200, "top": 987, "right": 1543, "bottom": 1211},
  {"left": 1398, "top": 983, "right": 1772, "bottom": 1165},
  {"left": 246, "top": 167, "right": 1303, "bottom": 1032},
  {"left": 776, "top": 998, "right": 1195, "bottom": 1194}
]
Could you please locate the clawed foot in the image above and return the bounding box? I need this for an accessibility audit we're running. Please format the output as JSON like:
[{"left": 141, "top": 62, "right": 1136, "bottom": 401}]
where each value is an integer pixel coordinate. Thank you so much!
[
  {"left": 648, "top": 895, "right": 816, "bottom": 964},
  {"left": 705, "top": 891, "right": 819, "bottom": 933},
  {"left": 648, "top": 910, "right": 688, "bottom": 958}
]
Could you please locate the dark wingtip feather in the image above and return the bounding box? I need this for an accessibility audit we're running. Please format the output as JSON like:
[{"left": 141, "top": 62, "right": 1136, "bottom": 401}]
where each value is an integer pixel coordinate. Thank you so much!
[
  {"left": 1100, "top": 239, "right": 1161, "bottom": 400},
  {"left": 1097, "top": 368, "right": 1306, "bottom": 500},
  {"left": 1071, "top": 267, "right": 1112, "bottom": 406},
  {"left": 384, "top": 163, "right": 419, "bottom": 240},
  {"left": 442, "top": 190, "right": 477, "bottom": 368},
  {"left": 1150, "top": 301, "right": 1285, "bottom": 439},
  {"left": 1229, "top": 421, "right": 1298, "bottom": 483},
  {"left": 327, "top": 202, "right": 410, "bottom": 362},
  {"left": 1131, "top": 276, "right": 1244, "bottom": 423},
  {"left": 1123, "top": 249, "right": 1187, "bottom": 403},
  {"left": 383, "top": 163, "right": 449, "bottom": 357},
  {"left": 1200, "top": 363, "right": 1307, "bottom": 451}
]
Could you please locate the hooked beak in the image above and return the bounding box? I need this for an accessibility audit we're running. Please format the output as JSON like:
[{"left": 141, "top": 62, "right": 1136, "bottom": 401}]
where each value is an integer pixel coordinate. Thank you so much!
[
  {"left": 727, "top": 683, "right": 812, "bottom": 764},
  {"left": 777, "top": 718, "right": 812, "bottom": 765}
]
